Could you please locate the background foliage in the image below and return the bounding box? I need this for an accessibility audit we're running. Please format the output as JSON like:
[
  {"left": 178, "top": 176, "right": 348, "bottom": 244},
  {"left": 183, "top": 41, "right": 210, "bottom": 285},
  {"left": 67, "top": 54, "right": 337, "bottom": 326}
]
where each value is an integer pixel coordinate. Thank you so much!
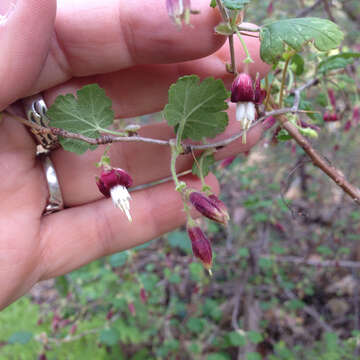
[{"left": 1, "top": 0, "right": 360, "bottom": 359}]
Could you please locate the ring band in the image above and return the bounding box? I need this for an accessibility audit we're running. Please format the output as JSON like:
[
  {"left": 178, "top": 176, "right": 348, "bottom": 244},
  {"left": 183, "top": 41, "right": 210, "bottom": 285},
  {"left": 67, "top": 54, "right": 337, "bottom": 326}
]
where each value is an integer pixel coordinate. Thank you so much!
[
  {"left": 40, "top": 154, "right": 64, "bottom": 215},
  {"left": 22, "top": 95, "right": 64, "bottom": 215}
]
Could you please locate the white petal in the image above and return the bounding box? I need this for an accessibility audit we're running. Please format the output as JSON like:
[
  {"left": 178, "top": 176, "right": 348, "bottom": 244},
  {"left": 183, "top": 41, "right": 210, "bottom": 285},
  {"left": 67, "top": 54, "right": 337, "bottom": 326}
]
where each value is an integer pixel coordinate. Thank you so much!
[
  {"left": 110, "top": 185, "right": 132, "bottom": 222},
  {"left": 236, "top": 102, "right": 246, "bottom": 122},
  {"left": 245, "top": 102, "right": 256, "bottom": 123}
]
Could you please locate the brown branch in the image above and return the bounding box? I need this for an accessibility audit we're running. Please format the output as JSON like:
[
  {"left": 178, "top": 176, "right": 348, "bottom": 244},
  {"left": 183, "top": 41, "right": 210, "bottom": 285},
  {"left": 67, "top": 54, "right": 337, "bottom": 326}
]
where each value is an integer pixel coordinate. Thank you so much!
[{"left": 279, "top": 116, "right": 360, "bottom": 204}]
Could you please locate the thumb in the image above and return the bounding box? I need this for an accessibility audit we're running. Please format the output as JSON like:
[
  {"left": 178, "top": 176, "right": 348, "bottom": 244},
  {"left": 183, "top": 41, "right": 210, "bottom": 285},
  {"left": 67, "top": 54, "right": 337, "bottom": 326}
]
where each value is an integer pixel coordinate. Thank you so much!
[{"left": 0, "top": 0, "right": 56, "bottom": 110}]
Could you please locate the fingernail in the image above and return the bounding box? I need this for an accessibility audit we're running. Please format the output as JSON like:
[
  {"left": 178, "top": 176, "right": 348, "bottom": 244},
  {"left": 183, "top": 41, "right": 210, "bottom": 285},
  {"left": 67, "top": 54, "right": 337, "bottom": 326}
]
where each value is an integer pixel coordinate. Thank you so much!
[{"left": 0, "top": 0, "right": 17, "bottom": 26}]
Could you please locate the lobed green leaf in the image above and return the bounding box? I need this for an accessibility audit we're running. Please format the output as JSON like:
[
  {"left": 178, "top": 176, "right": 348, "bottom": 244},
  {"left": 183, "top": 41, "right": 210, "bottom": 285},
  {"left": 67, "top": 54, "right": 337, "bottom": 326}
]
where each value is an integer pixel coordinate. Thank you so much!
[
  {"left": 47, "top": 84, "right": 114, "bottom": 154},
  {"left": 260, "top": 18, "right": 344, "bottom": 64},
  {"left": 164, "top": 75, "right": 230, "bottom": 141}
]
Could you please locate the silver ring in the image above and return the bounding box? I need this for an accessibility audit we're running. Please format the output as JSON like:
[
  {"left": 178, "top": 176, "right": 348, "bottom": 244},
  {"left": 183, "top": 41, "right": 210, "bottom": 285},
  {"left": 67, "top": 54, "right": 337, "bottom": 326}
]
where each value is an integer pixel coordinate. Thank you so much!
[
  {"left": 22, "top": 95, "right": 64, "bottom": 215},
  {"left": 40, "top": 154, "right": 64, "bottom": 215}
]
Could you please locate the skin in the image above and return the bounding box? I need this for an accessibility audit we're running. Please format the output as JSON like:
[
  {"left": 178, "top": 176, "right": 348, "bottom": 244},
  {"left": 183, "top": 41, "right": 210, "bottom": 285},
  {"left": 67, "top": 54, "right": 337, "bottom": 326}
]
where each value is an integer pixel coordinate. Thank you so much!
[{"left": 0, "top": 0, "right": 269, "bottom": 310}]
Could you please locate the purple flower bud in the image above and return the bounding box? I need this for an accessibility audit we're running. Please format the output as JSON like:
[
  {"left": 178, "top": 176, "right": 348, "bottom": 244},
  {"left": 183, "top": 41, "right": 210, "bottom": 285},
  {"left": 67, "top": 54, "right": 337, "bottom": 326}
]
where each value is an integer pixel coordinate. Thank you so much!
[
  {"left": 231, "top": 73, "right": 255, "bottom": 103},
  {"left": 353, "top": 106, "right": 360, "bottom": 125},
  {"left": 128, "top": 302, "right": 136, "bottom": 316},
  {"left": 187, "top": 224, "right": 212, "bottom": 270},
  {"left": 328, "top": 89, "right": 336, "bottom": 109},
  {"left": 323, "top": 112, "right": 338, "bottom": 122},
  {"left": 189, "top": 191, "right": 229, "bottom": 225},
  {"left": 208, "top": 194, "right": 230, "bottom": 223},
  {"left": 140, "top": 288, "right": 147, "bottom": 304},
  {"left": 96, "top": 168, "right": 133, "bottom": 221},
  {"left": 344, "top": 120, "right": 352, "bottom": 132},
  {"left": 166, "top": 0, "right": 191, "bottom": 25},
  {"left": 219, "top": 156, "right": 237, "bottom": 169}
]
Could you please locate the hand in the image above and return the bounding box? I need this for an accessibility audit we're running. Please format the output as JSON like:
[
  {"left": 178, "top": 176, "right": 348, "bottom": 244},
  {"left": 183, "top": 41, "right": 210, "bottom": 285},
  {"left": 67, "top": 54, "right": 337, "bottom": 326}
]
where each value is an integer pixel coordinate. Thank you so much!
[{"left": 0, "top": 0, "right": 269, "bottom": 309}]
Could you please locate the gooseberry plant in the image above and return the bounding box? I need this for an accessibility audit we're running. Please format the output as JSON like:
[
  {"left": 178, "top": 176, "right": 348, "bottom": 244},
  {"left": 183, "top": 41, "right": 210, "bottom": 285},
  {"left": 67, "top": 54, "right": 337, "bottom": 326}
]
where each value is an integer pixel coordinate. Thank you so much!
[{"left": 7, "top": 0, "right": 360, "bottom": 272}]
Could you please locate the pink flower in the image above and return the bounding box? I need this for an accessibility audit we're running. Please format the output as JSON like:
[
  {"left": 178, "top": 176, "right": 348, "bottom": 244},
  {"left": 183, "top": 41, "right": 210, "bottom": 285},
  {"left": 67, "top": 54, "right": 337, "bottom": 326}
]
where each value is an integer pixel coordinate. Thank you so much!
[
  {"left": 219, "top": 156, "right": 237, "bottom": 169},
  {"left": 140, "top": 288, "right": 147, "bottom": 304},
  {"left": 187, "top": 224, "right": 212, "bottom": 271},
  {"left": 328, "top": 89, "right": 336, "bottom": 109},
  {"left": 189, "top": 191, "right": 229, "bottom": 225},
  {"left": 353, "top": 106, "right": 360, "bottom": 125},
  {"left": 344, "top": 120, "right": 352, "bottom": 132},
  {"left": 230, "top": 73, "right": 266, "bottom": 139},
  {"left": 323, "top": 112, "right": 338, "bottom": 122},
  {"left": 96, "top": 167, "right": 133, "bottom": 221},
  {"left": 128, "top": 302, "right": 136, "bottom": 316}
]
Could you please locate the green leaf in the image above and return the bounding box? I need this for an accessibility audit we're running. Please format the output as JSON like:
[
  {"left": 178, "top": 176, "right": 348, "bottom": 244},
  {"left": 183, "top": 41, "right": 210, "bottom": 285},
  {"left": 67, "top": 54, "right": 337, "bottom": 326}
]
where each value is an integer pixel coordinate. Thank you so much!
[
  {"left": 186, "top": 318, "right": 204, "bottom": 333},
  {"left": 215, "top": 22, "right": 235, "bottom": 36},
  {"left": 290, "top": 54, "right": 305, "bottom": 76},
  {"left": 164, "top": 75, "right": 229, "bottom": 141},
  {"left": 99, "top": 328, "right": 120, "bottom": 346},
  {"left": 246, "top": 352, "right": 262, "bottom": 360},
  {"left": 277, "top": 129, "right": 292, "bottom": 141},
  {"left": 210, "top": 0, "right": 217, "bottom": 8},
  {"left": 260, "top": 18, "right": 344, "bottom": 64},
  {"left": 109, "top": 252, "right": 128, "bottom": 267},
  {"left": 317, "top": 52, "right": 360, "bottom": 74},
  {"left": 168, "top": 230, "right": 192, "bottom": 253},
  {"left": 8, "top": 331, "right": 33, "bottom": 345},
  {"left": 247, "top": 331, "right": 263, "bottom": 344},
  {"left": 47, "top": 84, "right": 114, "bottom": 154},
  {"left": 223, "top": 0, "right": 251, "bottom": 10},
  {"left": 228, "top": 331, "right": 246, "bottom": 346},
  {"left": 55, "top": 275, "right": 69, "bottom": 297},
  {"left": 192, "top": 154, "right": 215, "bottom": 177}
]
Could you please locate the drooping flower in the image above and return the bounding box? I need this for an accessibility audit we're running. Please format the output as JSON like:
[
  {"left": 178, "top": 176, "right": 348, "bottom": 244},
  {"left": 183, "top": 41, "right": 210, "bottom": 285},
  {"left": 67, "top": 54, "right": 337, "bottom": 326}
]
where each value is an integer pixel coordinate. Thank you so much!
[
  {"left": 140, "top": 287, "right": 148, "bottom": 304},
  {"left": 230, "top": 73, "right": 266, "bottom": 142},
  {"left": 166, "top": 0, "right": 191, "bottom": 26},
  {"left": 353, "top": 106, "right": 360, "bottom": 125},
  {"left": 328, "top": 89, "right": 337, "bottom": 110},
  {"left": 96, "top": 167, "right": 133, "bottom": 222},
  {"left": 187, "top": 223, "right": 212, "bottom": 271},
  {"left": 189, "top": 191, "right": 229, "bottom": 225},
  {"left": 323, "top": 111, "right": 338, "bottom": 122}
]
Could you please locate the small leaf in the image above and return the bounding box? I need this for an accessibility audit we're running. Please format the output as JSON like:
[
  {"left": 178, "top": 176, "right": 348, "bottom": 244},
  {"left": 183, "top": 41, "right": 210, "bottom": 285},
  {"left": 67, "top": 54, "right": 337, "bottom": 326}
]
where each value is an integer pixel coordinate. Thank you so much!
[
  {"left": 164, "top": 75, "right": 229, "bottom": 141},
  {"left": 247, "top": 331, "right": 263, "bottom": 344},
  {"left": 223, "top": 0, "right": 251, "bottom": 10},
  {"left": 215, "top": 22, "right": 235, "bottom": 36},
  {"left": 99, "top": 328, "right": 120, "bottom": 346},
  {"left": 48, "top": 84, "right": 114, "bottom": 154},
  {"left": 55, "top": 275, "right": 69, "bottom": 297},
  {"left": 192, "top": 154, "right": 215, "bottom": 177},
  {"left": 317, "top": 52, "right": 360, "bottom": 74},
  {"left": 210, "top": 0, "right": 217, "bottom": 8},
  {"left": 260, "top": 18, "right": 344, "bottom": 64},
  {"left": 277, "top": 129, "right": 292, "bottom": 141},
  {"left": 109, "top": 252, "right": 128, "bottom": 267},
  {"left": 291, "top": 54, "right": 305, "bottom": 76},
  {"left": 8, "top": 331, "right": 33, "bottom": 345}
]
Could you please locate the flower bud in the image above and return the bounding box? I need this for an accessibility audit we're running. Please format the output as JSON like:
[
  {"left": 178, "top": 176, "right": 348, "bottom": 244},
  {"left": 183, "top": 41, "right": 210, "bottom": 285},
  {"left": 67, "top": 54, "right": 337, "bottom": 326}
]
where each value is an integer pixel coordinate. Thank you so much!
[
  {"left": 140, "top": 288, "right": 147, "bottom": 304},
  {"left": 353, "top": 106, "right": 360, "bottom": 125},
  {"left": 328, "top": 89, "right": 336, "bottom": 109},
  {"left": 208, "top": 194, "right": 230, "bottom": 223},
  {"left": 128, "top": 302, "right": 136, "bottom": 316},
  {"left": 323, "top": 111, "right": 338, "bottom": 122},
  {"left": 189, "top": 191, "right": 229, "bottom": 225},
  {"left": 187, "top": 224, "right": 212, "bottom": 271},
  {"left": 219, "top": 156, "right": 236, "bottom": 169},
  {"left": 96, "top": 167, "right": 133, "bottom": 221},
  {"left": 344, "top": 120, "right": 352, "bottom": 132}
]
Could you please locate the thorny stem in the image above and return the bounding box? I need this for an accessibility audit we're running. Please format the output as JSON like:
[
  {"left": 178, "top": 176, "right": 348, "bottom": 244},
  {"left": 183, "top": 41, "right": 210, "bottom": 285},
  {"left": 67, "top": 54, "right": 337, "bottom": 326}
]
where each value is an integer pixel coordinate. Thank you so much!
[{"left": 170, "top": 141, "right": 181, "bottom": 189}]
